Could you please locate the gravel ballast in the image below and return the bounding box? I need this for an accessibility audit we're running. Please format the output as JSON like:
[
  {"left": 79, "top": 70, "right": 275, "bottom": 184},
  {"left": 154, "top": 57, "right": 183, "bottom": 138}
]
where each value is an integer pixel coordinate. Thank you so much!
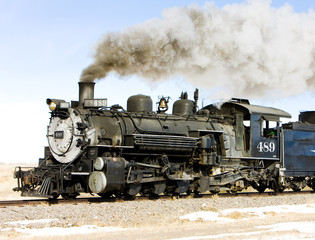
[{"left": 1, "top": 194, "right": 315, "bottom": 229}]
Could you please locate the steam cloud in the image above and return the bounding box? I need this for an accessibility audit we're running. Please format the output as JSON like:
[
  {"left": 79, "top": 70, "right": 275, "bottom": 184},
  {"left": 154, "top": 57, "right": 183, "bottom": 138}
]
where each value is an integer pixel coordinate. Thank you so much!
[{"left": 80, "top": 0, "right": 315, "bottom": 98}]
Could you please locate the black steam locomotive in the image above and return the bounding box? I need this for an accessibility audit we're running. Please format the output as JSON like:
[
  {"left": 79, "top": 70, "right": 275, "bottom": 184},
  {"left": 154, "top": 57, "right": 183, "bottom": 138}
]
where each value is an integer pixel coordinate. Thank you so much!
[{"left": 13, "top": 82, "right": 315, "bottom": 199}]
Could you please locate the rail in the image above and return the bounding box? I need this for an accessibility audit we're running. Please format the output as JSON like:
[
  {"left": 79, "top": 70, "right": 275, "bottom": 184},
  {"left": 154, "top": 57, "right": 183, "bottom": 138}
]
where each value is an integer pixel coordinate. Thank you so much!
[{"left": 1, "top": 190, "right": 313, "bottom": 207}]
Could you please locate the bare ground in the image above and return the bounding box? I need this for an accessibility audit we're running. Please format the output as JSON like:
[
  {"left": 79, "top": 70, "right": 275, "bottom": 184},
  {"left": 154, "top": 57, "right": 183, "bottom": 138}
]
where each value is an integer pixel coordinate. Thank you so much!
[{"left": 0, "top": 164, "right": 24, "bottom": 200}]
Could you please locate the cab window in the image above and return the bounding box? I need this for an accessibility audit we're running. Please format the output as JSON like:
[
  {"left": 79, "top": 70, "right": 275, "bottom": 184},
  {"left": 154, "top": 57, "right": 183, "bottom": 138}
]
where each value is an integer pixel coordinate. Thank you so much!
[{"left": 260, "top": 117, "right": 278, "bottom": 138}]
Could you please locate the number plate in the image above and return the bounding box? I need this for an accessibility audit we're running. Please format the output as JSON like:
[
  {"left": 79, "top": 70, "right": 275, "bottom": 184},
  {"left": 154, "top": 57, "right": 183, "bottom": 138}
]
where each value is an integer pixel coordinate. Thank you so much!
[
  {"left": 54, "top": 131, "right": 64, "bottom": 139},
  {"left": 257, "top": 141, "right": 275, "bottom": 152}
]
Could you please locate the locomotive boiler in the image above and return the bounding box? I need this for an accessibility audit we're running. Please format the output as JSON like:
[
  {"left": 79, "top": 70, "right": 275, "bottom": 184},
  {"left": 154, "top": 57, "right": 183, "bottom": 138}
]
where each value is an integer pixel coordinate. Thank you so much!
[{"left": 13, "top": 82, "right": 315, "bottom": 199}]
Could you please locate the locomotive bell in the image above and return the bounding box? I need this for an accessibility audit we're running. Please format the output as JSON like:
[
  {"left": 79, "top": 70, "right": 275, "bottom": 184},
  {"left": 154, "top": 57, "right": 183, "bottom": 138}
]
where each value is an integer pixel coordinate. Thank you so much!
[
  {"left": 159, "top": 98, "right": 167, "bottom": 108},
  {"left": 157, "top": 97, "right": 169, "bottom": 113}
]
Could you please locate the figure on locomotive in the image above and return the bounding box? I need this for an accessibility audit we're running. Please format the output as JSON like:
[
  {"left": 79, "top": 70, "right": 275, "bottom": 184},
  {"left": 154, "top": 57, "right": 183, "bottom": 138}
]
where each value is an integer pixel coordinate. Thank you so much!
[{"left": 13, "top": 82, "right": 315, "bottom": 199}]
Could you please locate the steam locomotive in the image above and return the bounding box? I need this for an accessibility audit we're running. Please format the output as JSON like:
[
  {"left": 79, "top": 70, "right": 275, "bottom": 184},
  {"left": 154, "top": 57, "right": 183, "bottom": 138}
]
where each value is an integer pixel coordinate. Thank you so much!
[{"left": 13, "top": 82, "right": 315, "bottom": 199}]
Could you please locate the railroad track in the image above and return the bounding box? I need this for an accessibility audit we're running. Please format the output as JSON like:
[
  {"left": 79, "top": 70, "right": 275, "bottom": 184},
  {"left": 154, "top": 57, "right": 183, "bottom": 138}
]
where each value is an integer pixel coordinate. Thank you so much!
[{"left": 1, "top": 190, "right": 313, "bottom": 207}]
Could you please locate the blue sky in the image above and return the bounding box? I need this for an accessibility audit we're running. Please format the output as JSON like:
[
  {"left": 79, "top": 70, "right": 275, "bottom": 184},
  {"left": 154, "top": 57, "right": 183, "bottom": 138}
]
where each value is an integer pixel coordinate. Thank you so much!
[{"left": 0, "top": 0, "right": 314, "bottom": 163}]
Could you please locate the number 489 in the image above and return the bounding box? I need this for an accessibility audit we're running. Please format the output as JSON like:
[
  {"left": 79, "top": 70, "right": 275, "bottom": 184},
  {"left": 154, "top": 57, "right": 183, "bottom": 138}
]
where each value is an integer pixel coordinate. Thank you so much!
[{"left": 257, "top": 142, "right": 275, "bottom": 152}]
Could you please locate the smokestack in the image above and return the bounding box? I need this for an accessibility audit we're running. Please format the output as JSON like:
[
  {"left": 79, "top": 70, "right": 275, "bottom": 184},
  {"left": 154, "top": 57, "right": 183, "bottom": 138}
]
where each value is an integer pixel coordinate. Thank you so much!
[{"left": 79, "top": 82, "right": 95, "bottom": 105}]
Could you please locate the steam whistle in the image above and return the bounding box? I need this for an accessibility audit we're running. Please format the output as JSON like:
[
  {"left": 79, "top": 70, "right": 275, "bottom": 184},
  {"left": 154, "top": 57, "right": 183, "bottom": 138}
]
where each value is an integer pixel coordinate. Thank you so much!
[{"left": 194, "top": 88, "right": 199, "bottom": 112}]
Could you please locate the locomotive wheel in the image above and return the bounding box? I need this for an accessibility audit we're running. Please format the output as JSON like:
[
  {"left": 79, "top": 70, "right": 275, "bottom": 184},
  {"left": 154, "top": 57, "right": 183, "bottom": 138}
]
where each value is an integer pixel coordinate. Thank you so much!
[
  {"left": 153, "top": 181, "right": 167, "bottom": 195},
  {"left": 48, "top": 193, "right": 60, "bottom": 200},
  {"left": 164, "top": 183, "right": 177, "bottom": 196},
  {"left": 176, "top": 181, "right": 190, "bottom": 195},
  {"left": 98, "top": 193, "right": 113, "bottom": 198},
  {"left": 291, "top": 186, "right": 301, "bottom": 192},
  {"left": 311, "top": 179, "right": 315, "bottom": 191},
  {"left": 187, "top": 181, "right": 202, "bottom": 198},
  {"left": 126, "top": 183, "right": 142, "bottom": 197},
  {"left": 186, "top": 188, "right": 194, "bottom": 197},
  {"left": 276, "top": 187, "right": 284, "bottom": 193},
  {"left": 256, "top": 185, "right": 267, "bottom": 193},
  {"left": 210, "top": 190, "right": 220, "bottom": 195},
  {"left": 209, "top": 186, "right": 220, "bottom": 195},
  {"left": 227, "top": 190, "right": 237, "bottom": 195},
  {"left": 139, "top": 189, "right": 151, "bottom": 197},
  {"left": 271, "top": 181, "right": 284, "bottom": 193},
  {"left": 140, "top": 182, "right": 167, "bottom": 198},
  {"left": 61, "top": 193, "right": 79, "bottom": 200},
  {"left": 190, "top": 190, "right": 202, "bottom": 198}
]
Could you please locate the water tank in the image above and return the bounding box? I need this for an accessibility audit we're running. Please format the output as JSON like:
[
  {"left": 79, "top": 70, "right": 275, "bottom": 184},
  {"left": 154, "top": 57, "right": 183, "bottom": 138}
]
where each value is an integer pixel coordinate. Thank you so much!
[
  {"left": 299, "top": 111, "right": 315, "bottom": 124},
  {"left": 127, "top": 95, "right": 153, "bottom": 113},
  {"left": 172, "top": 99, "right": 194, "bottom": 116}
]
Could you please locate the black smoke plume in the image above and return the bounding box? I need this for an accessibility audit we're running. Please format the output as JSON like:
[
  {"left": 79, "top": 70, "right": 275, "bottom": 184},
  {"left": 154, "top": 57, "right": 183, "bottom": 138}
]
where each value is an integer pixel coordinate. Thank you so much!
[{"left": 81, "top": 1, "right": 315, "bottom": 98}]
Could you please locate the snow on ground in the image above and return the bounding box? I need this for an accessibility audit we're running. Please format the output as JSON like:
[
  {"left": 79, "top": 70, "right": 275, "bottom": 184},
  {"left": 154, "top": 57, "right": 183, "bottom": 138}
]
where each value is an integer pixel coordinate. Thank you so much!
[
  {"left": 1, "top": 225, "right": 129, "bottom": 237},
  {"left": 2, "top": 203, "right": 315, "bottom": 238},
  {"left": 255, "top": 221, "right": 315, "bottom": 234},
  {"left": 180, "top": 203, "right": 315, "bottom": 222},
  {"left": 5, "top": 218, "right": 59, "bottom": 226},
  {"left": 2, "top": 220, "right": 130, "bottom": 238},
  {"left": 169, "top": 222, "right": 315, "bottom": 240},
  {"left": 171, "top": 204, "right": 315, "bottom": 240},
  {"left": 1, "top": 217, "right": 132, "bottom": 237}
]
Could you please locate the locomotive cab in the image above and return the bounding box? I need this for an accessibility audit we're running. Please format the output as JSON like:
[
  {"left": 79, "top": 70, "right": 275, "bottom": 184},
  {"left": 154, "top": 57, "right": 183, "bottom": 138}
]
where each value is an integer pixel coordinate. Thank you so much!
[{"left": 202, "top": 99, "right": 291, "bottom": 159}]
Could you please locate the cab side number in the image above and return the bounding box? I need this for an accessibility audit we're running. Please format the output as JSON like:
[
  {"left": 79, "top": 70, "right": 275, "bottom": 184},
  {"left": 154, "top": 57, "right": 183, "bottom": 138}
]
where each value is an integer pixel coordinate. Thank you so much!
[{"left": 257, "top": 142, "right": 275, "bottom": 152}]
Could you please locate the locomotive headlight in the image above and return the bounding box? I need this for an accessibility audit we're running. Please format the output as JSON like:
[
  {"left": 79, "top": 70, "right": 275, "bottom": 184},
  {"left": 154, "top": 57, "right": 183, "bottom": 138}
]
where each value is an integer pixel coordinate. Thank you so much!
[
  {"left": 49, "top": 101, "right": 57, "bottom": 111},
  {"left": 46, "top": 98, "right": 69, "bottom": 111}
]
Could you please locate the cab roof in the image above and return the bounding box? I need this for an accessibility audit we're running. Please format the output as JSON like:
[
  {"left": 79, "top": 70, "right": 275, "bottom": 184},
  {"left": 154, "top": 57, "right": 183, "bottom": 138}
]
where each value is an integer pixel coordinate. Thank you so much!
[{"left": 203, "top": 99, "right": 291, "bottom": 121}]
